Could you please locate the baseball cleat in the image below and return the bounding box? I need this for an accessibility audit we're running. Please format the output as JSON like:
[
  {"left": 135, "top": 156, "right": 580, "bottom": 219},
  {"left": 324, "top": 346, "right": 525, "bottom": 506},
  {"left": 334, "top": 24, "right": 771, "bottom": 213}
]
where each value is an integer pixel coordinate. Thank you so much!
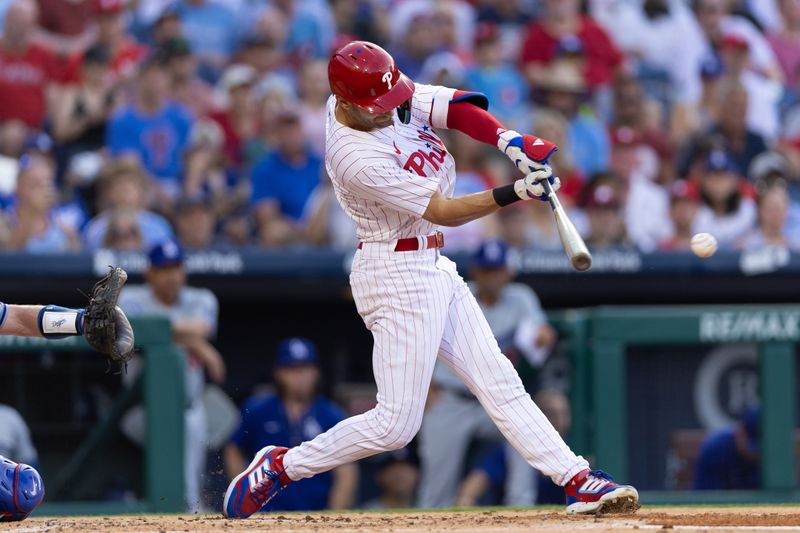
[
  {"left": 565, "top": 469, "right": 639, "bottom": 515},
  {"left": 223, "top": 445, "right": 290, "bottom": 519}
]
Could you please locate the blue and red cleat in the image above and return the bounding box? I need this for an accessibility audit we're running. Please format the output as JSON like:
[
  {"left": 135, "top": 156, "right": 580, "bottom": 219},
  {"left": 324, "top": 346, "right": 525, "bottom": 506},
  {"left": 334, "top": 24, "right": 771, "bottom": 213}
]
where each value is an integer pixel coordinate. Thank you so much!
[
  {"left": 223, "top": 446, "right": 291, "bottom": 518},
  {"left": 565, "top": 469, "right": 639, "bottom": 514},
  {"left": 0, "top": 455, "right": 44, "bottom": 522}
]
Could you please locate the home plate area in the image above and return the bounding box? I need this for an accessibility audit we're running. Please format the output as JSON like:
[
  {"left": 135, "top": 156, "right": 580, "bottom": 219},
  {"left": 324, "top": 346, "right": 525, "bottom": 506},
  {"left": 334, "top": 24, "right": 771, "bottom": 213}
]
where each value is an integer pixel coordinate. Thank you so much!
[{"left": 4, "top": 506, "right": 800, "bottom": 533}]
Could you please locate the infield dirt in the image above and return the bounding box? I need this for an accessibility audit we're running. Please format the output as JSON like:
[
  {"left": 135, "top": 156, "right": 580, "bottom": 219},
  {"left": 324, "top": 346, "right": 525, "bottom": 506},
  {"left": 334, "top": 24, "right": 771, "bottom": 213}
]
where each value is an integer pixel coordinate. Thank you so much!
[{"left": 4, "top": 506, "right": 800, "bottom": 532}]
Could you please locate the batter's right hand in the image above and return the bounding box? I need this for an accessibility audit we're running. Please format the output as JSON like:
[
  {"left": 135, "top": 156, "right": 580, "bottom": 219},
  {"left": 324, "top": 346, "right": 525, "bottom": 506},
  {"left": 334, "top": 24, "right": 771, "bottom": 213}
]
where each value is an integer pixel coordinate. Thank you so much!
[
  {"left": 513, "top": 168, "right": 560, "bottom": 201},
  {"left": 497, "top": 129, "right": 558, "bottom": 175}
]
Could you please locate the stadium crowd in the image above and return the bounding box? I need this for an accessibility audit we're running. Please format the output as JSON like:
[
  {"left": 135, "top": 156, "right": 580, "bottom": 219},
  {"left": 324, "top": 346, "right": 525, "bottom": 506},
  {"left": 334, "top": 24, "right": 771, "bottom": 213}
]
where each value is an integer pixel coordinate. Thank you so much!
[{"left": 0, "top": 0, "right": 798, "bottom": 254}]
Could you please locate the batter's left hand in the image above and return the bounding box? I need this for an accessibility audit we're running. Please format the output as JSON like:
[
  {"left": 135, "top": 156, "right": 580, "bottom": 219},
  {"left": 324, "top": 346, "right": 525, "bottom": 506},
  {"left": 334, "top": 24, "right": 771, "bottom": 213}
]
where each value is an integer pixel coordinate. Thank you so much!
[
  {"left": 497, "top": 129, "right": 558, "bottom": 175},
  {"left": 513, "top": 168, "right": 561, "bottom": 201}
]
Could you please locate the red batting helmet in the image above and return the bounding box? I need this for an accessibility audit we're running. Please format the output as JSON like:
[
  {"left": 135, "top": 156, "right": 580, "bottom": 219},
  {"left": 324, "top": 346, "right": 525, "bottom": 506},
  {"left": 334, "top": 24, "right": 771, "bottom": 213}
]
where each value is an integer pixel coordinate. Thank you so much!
[{"left": 328, "top": 41, "right": 415, "bottom": 114}]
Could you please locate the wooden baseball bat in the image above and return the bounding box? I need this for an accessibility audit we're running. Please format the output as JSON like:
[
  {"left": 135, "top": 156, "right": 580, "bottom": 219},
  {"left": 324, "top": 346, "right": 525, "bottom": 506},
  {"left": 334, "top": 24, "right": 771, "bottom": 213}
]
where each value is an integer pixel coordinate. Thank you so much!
[{"left": 540, "top": 178, "right": 592, "bottom": 272}]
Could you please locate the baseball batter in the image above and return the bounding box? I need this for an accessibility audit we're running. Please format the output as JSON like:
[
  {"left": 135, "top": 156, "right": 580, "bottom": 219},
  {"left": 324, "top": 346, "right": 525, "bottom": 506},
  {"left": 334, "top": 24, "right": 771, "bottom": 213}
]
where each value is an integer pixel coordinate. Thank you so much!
[{"left": 224, "top": 41, "right": 639, "bottom": 517}]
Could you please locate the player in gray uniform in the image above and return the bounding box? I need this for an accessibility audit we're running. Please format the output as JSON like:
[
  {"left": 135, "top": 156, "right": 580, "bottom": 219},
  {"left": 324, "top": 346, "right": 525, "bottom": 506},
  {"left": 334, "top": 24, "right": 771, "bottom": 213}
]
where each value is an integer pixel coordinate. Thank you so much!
[
  {"left": 0, "top": 405, "right": 38, "bottom": 467},
  {"left": 418, "top": 239, "right": 557, "bottom": 507},
  {"left": 118, "top": 240, "right": 223, "bottom": 512}
]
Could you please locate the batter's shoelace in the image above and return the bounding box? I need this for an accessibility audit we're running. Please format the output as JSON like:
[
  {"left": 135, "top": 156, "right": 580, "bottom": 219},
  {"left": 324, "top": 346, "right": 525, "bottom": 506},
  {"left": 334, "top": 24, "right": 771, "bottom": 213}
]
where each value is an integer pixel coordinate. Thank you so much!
[
  {"left": 588, "top": 470, "right": 613, "bottom": 482},
  {"left": 249, "top": 469, "right": 284, "bottom": 508}
]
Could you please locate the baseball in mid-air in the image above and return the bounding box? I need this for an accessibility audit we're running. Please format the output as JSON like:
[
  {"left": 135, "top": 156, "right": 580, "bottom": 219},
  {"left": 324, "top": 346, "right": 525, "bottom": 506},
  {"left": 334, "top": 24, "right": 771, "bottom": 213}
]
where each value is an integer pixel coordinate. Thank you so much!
[{"left": 691, "top": 233, "right": 718, "bottom": 258}]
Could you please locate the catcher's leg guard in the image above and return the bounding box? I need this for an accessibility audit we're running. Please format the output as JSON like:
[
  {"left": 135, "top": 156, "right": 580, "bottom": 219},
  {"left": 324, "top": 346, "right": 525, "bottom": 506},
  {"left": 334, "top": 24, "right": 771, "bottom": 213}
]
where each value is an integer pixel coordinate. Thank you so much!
[
  {"left": 0, "top": 456, "right": 45, "bottom": 522},
  {"left": 37, "top": 305, "right": 85, "bottom": 339}
]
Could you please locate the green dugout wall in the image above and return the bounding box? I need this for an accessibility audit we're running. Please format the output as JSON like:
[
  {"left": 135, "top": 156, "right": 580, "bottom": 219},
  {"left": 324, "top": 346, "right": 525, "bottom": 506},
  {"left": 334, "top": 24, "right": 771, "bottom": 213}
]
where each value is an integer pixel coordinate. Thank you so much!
[{"left": 553, "top": 305, "right": 799, "bottom": 503}]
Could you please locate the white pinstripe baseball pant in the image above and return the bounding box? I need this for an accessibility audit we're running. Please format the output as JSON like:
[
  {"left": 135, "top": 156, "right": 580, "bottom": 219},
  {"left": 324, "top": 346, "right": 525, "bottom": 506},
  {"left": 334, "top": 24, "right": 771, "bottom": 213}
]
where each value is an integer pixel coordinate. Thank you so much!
[{"left": 283, "top": 243, "right": 589, "bottom": 487}]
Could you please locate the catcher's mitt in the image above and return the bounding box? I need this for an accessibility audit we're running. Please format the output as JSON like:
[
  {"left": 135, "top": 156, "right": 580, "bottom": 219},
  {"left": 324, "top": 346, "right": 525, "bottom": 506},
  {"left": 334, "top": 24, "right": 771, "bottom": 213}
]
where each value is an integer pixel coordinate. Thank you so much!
[{"left": 84, "top": 267, "right": 135, "bottom": 369}]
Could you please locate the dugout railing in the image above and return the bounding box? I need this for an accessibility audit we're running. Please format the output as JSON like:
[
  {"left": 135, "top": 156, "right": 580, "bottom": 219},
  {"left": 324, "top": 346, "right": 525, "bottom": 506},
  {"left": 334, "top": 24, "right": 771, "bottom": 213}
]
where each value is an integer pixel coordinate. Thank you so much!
[
  {"left": 0, "top": 316, "right": 186, "bottom": 515},
  {"left": 551, "top": 305, "right": 799, "bottom": 504}
]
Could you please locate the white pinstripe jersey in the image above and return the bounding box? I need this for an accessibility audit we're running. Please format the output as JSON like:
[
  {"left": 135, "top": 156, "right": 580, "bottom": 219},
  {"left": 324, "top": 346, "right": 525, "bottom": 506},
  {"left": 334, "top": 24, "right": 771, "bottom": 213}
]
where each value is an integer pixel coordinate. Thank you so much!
[{"left": 325, "top": 84, "right": 457, "bottom": 242}]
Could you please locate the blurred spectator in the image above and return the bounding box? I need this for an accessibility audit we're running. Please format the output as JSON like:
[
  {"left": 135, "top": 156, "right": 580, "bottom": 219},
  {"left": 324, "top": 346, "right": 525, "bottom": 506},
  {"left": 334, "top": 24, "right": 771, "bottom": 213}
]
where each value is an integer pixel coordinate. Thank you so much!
[
  {"left": 748, "top": 150, "right": 800, "bottom": 241},
  {"left": 694, "top": 405, "right": 760, "bottom": 490},
  {"left": 106, "top": 53, "right": 194, "bottom": 202},
  {"left": 608, "top": 127, "right": 672, "bottom": 251},
  {"left": 535, "top": 61, "right": 610, "bottom": 176},
  {"left": 101, "top": 207, "right": 144, "bottom": 250},
  {"left": 767, "top": 0, "right": 800, "bottom": 90},
  {"left": 22, "top": 131, "right": 89, "bottom": 232},
  {"left": 389, "top": 13, "right": 441, "bottom": 79},
  {"left": 672, "top": 56, "right": 726, "bottom": 144},
  {"left": 82, "top": 158, "right": 174, "bottom": 250},
  {"left": 658, "top": 180, "right": 702, "bottom": 251},
  {"left": 707, "top": 82, "right": 769, "bottom": 175},
  {"left": 245, "top": 77, "right": 298, "bottom": 165},
  {"left": 36, "top": 0, "right": 93, "bottom": 54},
  {"left": 52, "top": 44, "right": 121, "bottom": 161},
  {"left": 390, "top": 0, "right": 474, "bottom": 76},
  {"left": 209, "top": 64, "right": 258, "bottom": 171},
  {"left": 297, "top": 60, "right": 331, "bottom": 158},
  {"left": 2, "top": 155, "right": 79, "bottom": 252},
  {"left": 173, "top": 194, "right": 218, "bottom": 250},
  {"left": 497, "top": 202, "right": 562, "bottom": 251},
  {"left": 88, "top": 0, "right": 148, "bottom": 80},
  {"left": 419, "top": 51, "right": 466, "bottom": 87},
  {"left": 611, "top": 73, "right": 674, "bottom": 180},
  {"left": 162, "top": 37, "right": 214, "bottom": 117},
  {"left": 149, "top": 7, "right": 183, "bottom": 46},
  {"left": 581, "top": 179, "right": 630, "bottom": 250},
  {"left": 119, "top": 240, "right": 224, "bottom": 511},
  {"left": 250, "top": 109, "right": 321, "bottom": 247},
  {"left": 692, "top": 0, "right": 784, "bottom": 84},
  {"left": 475, "top": 0, "right": 534, "bottom": 61},
  {"left": 740, "top": 181, "right": 799, "bottom": 250},
  {"left": 303, "top": 181, "right": 358, "bottom": 250},
  {"left": 272, "top": 0, "right": 335, "bottom": 63},
  {"left": 224, "top": 337, "right": 357, "bottom": 511},
  {"left": 418, "top": 240, "right": 555, "bottom": 508},
  {"left": 237, "top": 35, "right": 284, "bottom": 80},
  {"left": 0, "top": 404, "right": 38, "bottom": 467},
  {"left": 520, "top": 0, "right": 624, "bottom": 90},
  {"left": 0, "top": 0, "right": 69, "bottom": 129},
  {"left": 533, "top": 108, "right": 585, "bottom": 205},
  {"left": 456, "top": 390, "right": 571, "bottom": 507},
  {"left": 330, "top": 0, "right": 385, "bottom": 46},
  {"left": 692, "top": 150, "right": 757, "bottom": 248},
  {"left": 718, "top": 33, "right": 782, "bottom": 140},
  {"left": 591, "top": 0, "right": 706, "bottom": 105},
  {"left": 464, "top": 23, "right": 528, "bottom": 130},
  {"left": 362, "top": 448, "right": 420, "bottom": 510},
  {"left": 183, "top": 118, "right": 250, "bottom": 225},
  {"left": 173, "top": 0, "right": 238, "bottom": 76}
]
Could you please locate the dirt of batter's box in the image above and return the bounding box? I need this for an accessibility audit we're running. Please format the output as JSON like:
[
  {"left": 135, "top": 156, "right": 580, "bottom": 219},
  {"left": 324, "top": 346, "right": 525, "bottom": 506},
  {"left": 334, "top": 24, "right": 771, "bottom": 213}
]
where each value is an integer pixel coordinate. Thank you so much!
[
  {"left": 7, "top": 507, "right": 800, "bottom": 532},
  {"left": 644, "top": 512, "right": 800, "bottom": 527}
]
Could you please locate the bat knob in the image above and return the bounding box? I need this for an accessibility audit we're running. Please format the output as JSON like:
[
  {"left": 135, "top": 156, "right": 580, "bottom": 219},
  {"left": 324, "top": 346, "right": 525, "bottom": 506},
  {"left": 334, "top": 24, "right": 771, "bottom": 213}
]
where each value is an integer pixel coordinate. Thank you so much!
[{"left": 572, "top": 253, "right": 592, "bottom": 272}]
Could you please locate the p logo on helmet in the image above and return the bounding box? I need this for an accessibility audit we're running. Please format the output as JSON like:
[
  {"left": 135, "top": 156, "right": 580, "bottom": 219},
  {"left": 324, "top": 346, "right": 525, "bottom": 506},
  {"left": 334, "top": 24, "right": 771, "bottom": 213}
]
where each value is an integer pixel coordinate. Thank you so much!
[
  {"left": 328, "top": 41, "right": 415, "bottom": 124},
  {"left": 382, "top": 72, "right": 393, "bottom": 90},
  {"left": 0, "top": 457, "right": 44, "bottom": 522}
]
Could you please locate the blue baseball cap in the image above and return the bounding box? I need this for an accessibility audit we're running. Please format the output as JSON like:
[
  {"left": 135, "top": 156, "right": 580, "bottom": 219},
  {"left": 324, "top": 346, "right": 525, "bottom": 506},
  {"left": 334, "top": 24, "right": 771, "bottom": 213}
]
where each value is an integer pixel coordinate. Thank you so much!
[
  {"left": 704, "top": 150, "right": 739, "bottom": 174},
  {"left": 148, "top": 240, "right": 184, "bottom": 268},
  {"left": 472, "top": 239, "right": 509, "bottom": 269},
  {"left": 275, "top": 337, "right": 318, "bottom": 367}
]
